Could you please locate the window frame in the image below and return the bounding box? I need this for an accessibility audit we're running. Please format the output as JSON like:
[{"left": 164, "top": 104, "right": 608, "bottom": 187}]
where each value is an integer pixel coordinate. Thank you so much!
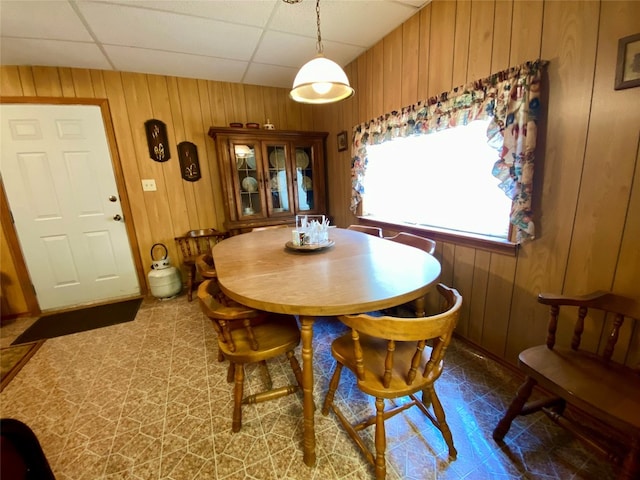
[
  {"left": 360, "top": 119, "right": 513, "bottom": 241},
  {"left": 358, "top": 215, "right": 518, "bottom": 256}
]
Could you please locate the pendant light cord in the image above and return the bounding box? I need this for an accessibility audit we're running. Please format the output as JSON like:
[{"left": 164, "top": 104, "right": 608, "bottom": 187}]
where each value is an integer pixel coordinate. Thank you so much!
[{"left": 316, "top": 0, "right": 323, "bottom": 54}]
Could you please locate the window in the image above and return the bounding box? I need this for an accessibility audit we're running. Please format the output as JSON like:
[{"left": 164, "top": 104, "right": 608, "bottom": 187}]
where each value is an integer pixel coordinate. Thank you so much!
[{"left": 361, "top": 119, "right": 511, "bottom": 239}]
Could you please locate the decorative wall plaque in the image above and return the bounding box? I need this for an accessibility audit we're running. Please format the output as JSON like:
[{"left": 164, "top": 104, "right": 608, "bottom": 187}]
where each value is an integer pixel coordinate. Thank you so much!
[
  {"left": 144, "top": 119, "right": 170, "bottom": 162},
  {"left": 177, "top": 141, "right": 201, "bottom": 182}
]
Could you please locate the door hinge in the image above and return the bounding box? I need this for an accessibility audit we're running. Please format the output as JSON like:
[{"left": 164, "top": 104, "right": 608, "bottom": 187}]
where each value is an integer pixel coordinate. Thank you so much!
[
  {"left": 32, "top": 284, "right": 37, "bottom": 295},
  {"left": 10, "top": 210, "right": 14, "bottom": 224}
]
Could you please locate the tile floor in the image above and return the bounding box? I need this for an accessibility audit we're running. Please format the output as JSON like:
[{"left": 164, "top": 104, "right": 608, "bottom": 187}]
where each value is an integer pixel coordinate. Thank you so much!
[{"left": 0, "top": 294, "right": 619, "bottom": 479}]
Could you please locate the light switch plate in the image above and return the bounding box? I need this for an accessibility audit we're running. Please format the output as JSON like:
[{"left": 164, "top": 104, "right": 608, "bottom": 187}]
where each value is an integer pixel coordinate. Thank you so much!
[{"left": 142, "top": 179, "right": 157, "bottom": 191}]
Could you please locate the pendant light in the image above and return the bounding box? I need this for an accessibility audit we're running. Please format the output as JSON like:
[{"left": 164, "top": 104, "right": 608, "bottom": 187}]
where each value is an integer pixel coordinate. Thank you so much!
[{"left": 289, "top": 0, "right": 355, "bottom": 104}]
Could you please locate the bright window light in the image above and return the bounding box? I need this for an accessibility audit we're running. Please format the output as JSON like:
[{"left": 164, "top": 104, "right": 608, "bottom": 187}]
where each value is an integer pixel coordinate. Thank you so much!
[{"left": 362, "top": 120, "right": 511, "bottom": 239}]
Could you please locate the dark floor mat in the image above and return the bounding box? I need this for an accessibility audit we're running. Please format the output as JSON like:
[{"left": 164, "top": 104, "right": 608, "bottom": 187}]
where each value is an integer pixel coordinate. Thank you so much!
[{"left": 11, "top": 298, "right": 142, "bottom": 345}]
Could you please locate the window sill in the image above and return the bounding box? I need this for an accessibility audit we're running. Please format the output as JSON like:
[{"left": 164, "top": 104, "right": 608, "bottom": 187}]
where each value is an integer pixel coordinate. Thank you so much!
[{"left": 357, "top": 216, "right": 518, "bottom": 256}]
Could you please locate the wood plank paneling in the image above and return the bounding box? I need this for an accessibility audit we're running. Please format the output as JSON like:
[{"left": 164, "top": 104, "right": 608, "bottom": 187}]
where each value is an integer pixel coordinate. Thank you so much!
[
  {"left": 383, "top": 27, "right": 403, "bottom": 113},
  {"left": 371, "top": 41, "right": 384, "bottom": 119},
  {"left": 482, "top": 254, "right": 516, "bottom": 357},
  {"left": 59, "top": 68, "right": 76, "bottom": 97},
  {"left": 176, "top": 77, "right": 217, "bottom": 230},
  {"left": 401, "top": 15, "right": 420, "bottom": 106},
  {"left": 468, "top": 250, "right": 490, "bottom": 344},
  {"left": 564, "top": 0, "right": 640, "bottom": 294},
  {"left": 509, "top": 0, "right": 543, "bottom": 64},
  {"left": 428, "top": 0, "right": 456, "bottom": 95},
  {"left": 0, "top": 63, "right": 337, "bottom": 315},
  {"left": 452, "top": 245, "right": 476, "bottom": 337},
  {"left": 357, "top": 54, "right": 370, "bottom": 123},
  {"left": 491, "top": 0, "right": 513, "bottom": 72},
  {"left": 416, "top": 5, "right": 432, "bottom": 100},
  {"left": 17, "top": 67, "right": 36, "bottom": 95},
  {"left": 32, "top": 66, "right": 62, "bottom": 97},
  {"left": 452, "top": 0, "right": 471, "bottom": 87},
  {"left": 505, "top": 0, "right": 601, "bottom": 362},
  {"left": 0, "top": 67, "right": 22, "bottom": 96},
  {"left": 150, "top": 75, "right": 190, "bottom": 242},
  {"left": 467, "top": 0, "right": 495, "bottom": 81},
  {"left": 90, "top": 70, "right": 107, "bottom": 98},
  {"left": 71, "top": 69, "right": 95, "bottom": 97},
  {"left": 332, "top": 0, "right": 638, "bottom": 367}
]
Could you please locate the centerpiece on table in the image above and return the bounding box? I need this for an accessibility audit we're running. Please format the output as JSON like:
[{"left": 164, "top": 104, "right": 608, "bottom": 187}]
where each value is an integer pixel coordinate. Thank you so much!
[{"left": 287, "top": 215, "right": 334, "bottom": 251}]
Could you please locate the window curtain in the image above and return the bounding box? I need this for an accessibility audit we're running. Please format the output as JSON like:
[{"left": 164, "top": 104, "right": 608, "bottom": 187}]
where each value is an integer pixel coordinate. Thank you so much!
[{"left": 350, "top": 59, "right": 547, "bottom": 243}]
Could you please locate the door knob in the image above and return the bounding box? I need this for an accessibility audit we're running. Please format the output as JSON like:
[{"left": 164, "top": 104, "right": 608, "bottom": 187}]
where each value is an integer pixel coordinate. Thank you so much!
[
  {"left": 113, "top": 214, "right": 122, "bottom": 221},
  {"left": 109, "top": 195, "right": 117, "bottom": 202}
]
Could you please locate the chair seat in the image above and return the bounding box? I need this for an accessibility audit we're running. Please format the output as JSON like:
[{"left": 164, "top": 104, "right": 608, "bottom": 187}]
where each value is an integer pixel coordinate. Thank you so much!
[
  {"left": 519, "top": 345, "right": 640, "bottom": 432},
  {"left": 332, "top": 332, "right": 435, "bottom": 398},
  {"left": 220, "top": 313, "right": 301, "bottom": 363}
]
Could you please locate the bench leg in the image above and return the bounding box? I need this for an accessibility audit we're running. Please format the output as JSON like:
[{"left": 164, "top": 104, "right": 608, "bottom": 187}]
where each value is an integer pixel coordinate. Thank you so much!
[{"left": 493, "top": 376, "right": 536, "bottom": 442}]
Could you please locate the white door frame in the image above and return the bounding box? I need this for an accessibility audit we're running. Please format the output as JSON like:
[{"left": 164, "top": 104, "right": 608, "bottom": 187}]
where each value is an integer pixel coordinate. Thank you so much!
[{"left": 0, "top": 96, "right": 146, "bottom": 314}]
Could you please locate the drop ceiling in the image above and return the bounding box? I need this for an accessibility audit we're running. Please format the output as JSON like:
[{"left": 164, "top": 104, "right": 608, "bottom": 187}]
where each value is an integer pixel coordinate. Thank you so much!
[{"left": 0, "top": 0, "right": 429, "bottom": 89}]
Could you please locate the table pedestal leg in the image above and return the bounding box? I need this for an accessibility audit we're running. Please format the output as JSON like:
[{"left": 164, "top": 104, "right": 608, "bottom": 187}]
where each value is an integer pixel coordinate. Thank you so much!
[{"left": 300, "top": 315, "right": 316, "bottom": 467}]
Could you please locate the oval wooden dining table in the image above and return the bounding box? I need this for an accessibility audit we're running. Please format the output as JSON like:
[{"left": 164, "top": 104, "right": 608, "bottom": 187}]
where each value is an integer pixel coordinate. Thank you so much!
[{"left": 212, "top": 227, "right": 442, "bottom": 467}]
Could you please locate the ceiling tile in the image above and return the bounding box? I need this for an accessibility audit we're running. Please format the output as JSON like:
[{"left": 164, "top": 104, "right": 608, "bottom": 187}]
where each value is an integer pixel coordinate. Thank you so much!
[
  {"left": 98, "top": 0, "right": 278, "bottom": 27},
  {"left": 254, "top": 30, "right": 365, "bottom": 69},
  {"left": 272, "top": 0, "right": 419, "bottom": 46},
  {"left": 253, "top": 31, "right": 317, "bottom": 68},
  {"left": 77, "top": 2, "right": 263, "bottom": 60},
  {"left": 243, "top": 63, "right": 299, "bottom": 89},
  {"left": 0, "top": 38, "right": 113, "bottom": 70},
  {"left": 104, "top": 45, "right": 248, "bottom": 82},
  {"left": 0, "top": 0, "right": 431, "bottom": 88},
  {"left": 0, "top": 0, "right": 93, "bottom": 41}
]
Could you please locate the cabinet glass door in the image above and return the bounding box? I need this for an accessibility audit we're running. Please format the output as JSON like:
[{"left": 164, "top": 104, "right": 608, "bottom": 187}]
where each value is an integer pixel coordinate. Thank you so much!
[
  {"left": 294, "top": 145, "right": 314, "bottom": 211},
  {"left": 265, "top": 144, "right": 291, "bottom": 214},
  {"left": 233, "top": 143, "right": 261, "bottom": 217}
]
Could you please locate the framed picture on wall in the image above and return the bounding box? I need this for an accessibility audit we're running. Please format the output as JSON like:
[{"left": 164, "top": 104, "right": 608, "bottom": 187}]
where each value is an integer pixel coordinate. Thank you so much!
[
  {"left": 337, "top": 131, "right": 348, "bottom": 152},
  {"left": 614, "top": 33, "right": 640, "bottom": 90}
]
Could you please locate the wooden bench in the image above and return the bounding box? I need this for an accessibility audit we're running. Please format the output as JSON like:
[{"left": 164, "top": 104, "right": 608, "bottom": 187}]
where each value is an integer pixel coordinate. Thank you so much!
[{"left": 492, "top": 291, "right": 640, "bottom": 479}]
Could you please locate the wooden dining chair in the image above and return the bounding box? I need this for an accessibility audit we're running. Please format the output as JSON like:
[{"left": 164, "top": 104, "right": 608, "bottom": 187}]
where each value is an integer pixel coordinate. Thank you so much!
[
  {"left": 385, "top": 232, "right": 437, "bottom": 316},
  {"left": 493, "top": 291, "right": 640, "bottom": 479},
  {"left": 347, "top": 224, "right": 383, "bottom": 237},
  {"left": 197, "top": 279, "right": 303, "bottom": 432},
  {"left": 385, "top": 231, "right": 436, "bottom": 255},
  {"left": 322, "top": 284, "right": 462, "bottom": 480},
  {"left": 174, "top": 228, "right": 228, "bottom": 301},
  {"left": 251, "top": 224, "right": 290, "bottom": 231},
  {"left": 195, "top": 253, "right": 217, "bottom": 280}
]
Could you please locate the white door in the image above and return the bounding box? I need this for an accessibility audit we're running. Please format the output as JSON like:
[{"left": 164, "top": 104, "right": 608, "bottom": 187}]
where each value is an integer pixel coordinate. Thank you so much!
[{"left": 1, "top": 104, "right": 140, "bottom": 311}]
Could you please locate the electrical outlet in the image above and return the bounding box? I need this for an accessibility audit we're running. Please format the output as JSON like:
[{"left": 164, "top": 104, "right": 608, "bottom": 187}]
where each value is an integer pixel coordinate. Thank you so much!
[{"left": 141, "top": 179, "right": 157, "bottom": 191}]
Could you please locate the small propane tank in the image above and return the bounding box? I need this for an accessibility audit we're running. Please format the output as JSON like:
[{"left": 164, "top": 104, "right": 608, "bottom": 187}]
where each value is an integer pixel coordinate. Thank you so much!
[{"left": 148, "top": 243, "right": 182, "bottom": 299}]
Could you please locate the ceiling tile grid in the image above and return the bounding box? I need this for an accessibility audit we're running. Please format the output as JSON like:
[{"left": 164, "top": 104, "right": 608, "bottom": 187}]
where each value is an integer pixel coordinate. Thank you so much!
[{"left": 0, "top": 0, "right": 429, "bottom": 88}]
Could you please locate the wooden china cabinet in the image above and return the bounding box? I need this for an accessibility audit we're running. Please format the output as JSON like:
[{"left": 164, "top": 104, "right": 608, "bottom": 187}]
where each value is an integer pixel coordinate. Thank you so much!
[{"left": 208, "top": 127, "right": 328, "bottom": 234}]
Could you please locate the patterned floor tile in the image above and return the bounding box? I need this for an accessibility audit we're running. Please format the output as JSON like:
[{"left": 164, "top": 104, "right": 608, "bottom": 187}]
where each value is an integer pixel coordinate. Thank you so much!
[{"left": 0, "top": 293, "right": 620, "bottom": 479}]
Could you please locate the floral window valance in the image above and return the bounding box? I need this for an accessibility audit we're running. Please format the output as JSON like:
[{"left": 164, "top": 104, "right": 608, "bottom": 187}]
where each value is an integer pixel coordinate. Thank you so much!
[{"left": 350, "top": 59, "right": 547, "bottom": 243}]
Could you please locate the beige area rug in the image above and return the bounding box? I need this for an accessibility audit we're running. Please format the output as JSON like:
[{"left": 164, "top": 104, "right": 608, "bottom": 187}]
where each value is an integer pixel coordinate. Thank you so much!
[{"left": 0, "top": 340, "right": 44, "bottom": 392}]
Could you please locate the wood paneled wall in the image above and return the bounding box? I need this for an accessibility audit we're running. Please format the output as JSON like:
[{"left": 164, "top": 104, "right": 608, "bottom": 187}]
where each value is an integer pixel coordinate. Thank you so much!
[
  {"left": 0, "top": 69, "right": 317, "bottom": 316},
  {"left": 315, "top": 0, "right": 640, "bottom": 366},
  {"left": 1, "top": 0, "right": 638, "bottom": 369}
]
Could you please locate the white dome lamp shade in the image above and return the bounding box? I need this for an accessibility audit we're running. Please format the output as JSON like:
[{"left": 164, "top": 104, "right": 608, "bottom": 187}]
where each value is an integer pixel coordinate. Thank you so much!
[
  {"left": 290, "top": 54, "right": 354, "bottom": 104},
  {"left": 288, "top": 0, "right": 354, "bottom": 104}
]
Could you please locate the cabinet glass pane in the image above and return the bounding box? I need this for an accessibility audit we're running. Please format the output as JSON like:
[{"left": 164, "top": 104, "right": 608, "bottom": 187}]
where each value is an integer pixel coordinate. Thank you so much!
[
  {"left": 295, "top": 146, "right": 313, "bottom": 211},
  {"left": 234, "top": 143, "right": 261, "bottom": 216},
  {"left": 266, "top": 145, "right": 291, "bottom": 213}
]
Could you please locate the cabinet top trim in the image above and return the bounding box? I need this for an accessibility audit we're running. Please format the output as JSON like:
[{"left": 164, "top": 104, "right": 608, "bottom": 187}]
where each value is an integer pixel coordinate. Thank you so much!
[{"left": 208, "top": 127, "right": 328, "bottom": 139}]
